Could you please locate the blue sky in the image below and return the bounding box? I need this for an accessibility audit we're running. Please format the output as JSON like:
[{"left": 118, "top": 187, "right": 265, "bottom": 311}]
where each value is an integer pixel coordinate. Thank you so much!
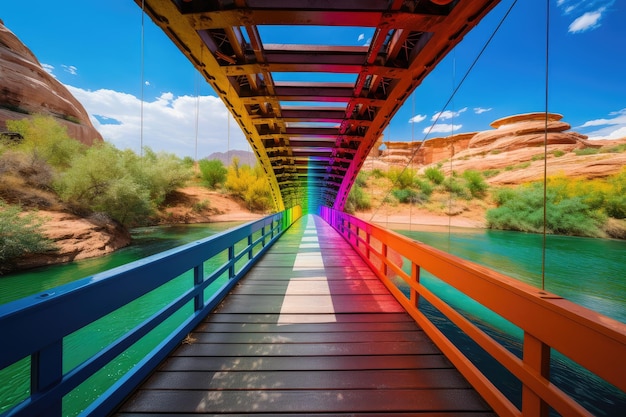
[{"left": 2, "top": 0, "right": 624, "bottom": 159}]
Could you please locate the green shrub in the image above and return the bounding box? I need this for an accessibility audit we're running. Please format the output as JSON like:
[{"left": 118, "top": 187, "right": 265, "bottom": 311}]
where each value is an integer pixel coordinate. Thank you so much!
[
  {"left": 486, "top": 183, "right": 605, "bottom": 237},
  {"left": 54, "top": 144, "right": 191, "bottom": 225},
  {"left": 7, "top": 114, "right": 85, "bottom": 170},
  {"left": 483, "top": 169, "right": 501, "bottom": 178},
  {"left": 370, "top": 168, "right": 386, "bottom": 178},
  {"left": 0, "top": 201, "right": 55, "bottom": 269},
  {"left": 413, "top": 178, "right": 433, "bottom": 196},
  {"left": 443, "top": 177, "right": 471, "bottom": 200},
  {"left": 551, "top": 149, "right": 565, "bottom": 157},
  {"left": 355, "top": 171, "right": 369, "bottom": 188},
  {"left": 462, "top": 170, "right": 488, "bottom": 198},
  {"left": 424, "top": 166, "right": 445, "bottom": 184},
  {"left": 574, "top": 148, "right": 600, "bottom": 156},
  {"left": 388, "top": 167, "right": 416, "bottom": 189},
  {"left": 391, "top": 188, "right": 427, "bottom": 204},
  {"left": 345, "top": 184, "right": 371, "bottom": 213},
  {"left": 199, "top": 159, "right": 227, "bottom": 189}
]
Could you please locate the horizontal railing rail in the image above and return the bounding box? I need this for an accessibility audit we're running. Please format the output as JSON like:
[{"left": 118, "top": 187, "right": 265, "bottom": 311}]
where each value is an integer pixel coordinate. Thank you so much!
[
  {"left": 0, "top": 207, "right": 302, "bottom": 417},
  {"left": 320, "top": 207, "right": 626, "bottom": 417}
]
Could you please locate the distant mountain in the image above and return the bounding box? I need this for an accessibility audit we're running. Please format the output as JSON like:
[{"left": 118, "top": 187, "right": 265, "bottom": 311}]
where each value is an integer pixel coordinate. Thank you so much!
[{"left": 204, "top": 149, "right": 256, "bottom": 166}]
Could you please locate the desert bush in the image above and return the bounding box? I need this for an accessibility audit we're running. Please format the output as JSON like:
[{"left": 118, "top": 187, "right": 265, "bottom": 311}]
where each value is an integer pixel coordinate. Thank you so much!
[
  {"left": 391, "top": 188, "right": 427, "bottom": 204},
  {"left": 54, "top": 144, "right": 190, "bottom": 225},
  {"left": 0, "top": 200, "right": 55, "bottom": 268},
  {"left": 355, "top": 171, "right": 369, "bottom": 188},
  {"left": 424, "top": 166, "right": 445, "bottom": 184},
  {"left": 462, "top": 170, "right": 488, "bottom": 198},
  {"left": 413, "top": 178, "right": 433, "bottom": 196},
  {"left": 442, "top": 177, "right": 471, "bottom": 200},
  {"left": 7, "top": 114, "right": 85, "bottom": 170},
  {"left": 486, "top": 183, "right": 605, "bottom": 237},
  {"left": 126, "top": 148, "right": 193, "bottom": 205},
  {"left": 199, "top": 159, "right": 227, "bottom": 189},
  {"left": 345, "top": 184, "right": 371, "bottom": 213},
  {"left": 224, "top": 158, "right": 274, "bottom": 212},
  {"left": 388, "top": 167, "right": 416, "bottom": 189},
  {"left": 573, "top": 148, "right": 600, "bottom": 156},
  {"left": 370, "top": 168, "right": 386, "bottom": 178}
]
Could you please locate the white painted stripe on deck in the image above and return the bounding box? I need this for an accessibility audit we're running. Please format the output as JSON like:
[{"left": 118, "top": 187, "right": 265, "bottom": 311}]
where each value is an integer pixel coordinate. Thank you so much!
[{"left": 278, "top": 215, "right": 336, "bottom": 325}]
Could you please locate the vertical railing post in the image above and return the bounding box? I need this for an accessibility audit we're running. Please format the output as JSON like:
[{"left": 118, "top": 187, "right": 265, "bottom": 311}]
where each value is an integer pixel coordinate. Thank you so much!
[
  {"left": 194, "top": 263, "right": 204, "bottom": 311},
  {"left": 228, "top": 245, "right": 235, "bottom": 278},
  {"left": 522, "top": 332, "right": 550, "bottom": 417},
  {"left": 365, "top": 232, "right": 371, "bottom": 261},
  {"left": 411, "top": 262, "right": 420, "bottom": 309},
  {"left": 31, "top": 341, "right": 63, "bottom": 416},
  {"left": 261, "top": 225, "right": 266, "bottom": 247},
  {"left": 248, "top": 233, "right": 253, "bottom": 260},
  {"left": 381, "top": 243, "right": 388, "bottom": 277}
]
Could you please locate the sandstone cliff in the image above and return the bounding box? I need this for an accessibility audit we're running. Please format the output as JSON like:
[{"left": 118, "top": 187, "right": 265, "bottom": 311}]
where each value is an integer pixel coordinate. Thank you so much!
[
  {"left": 0, "top": 20, "right": 102, "bottom": 145},
  {"left": 378, "top": 112, "right": 626, "bottom": 184}
]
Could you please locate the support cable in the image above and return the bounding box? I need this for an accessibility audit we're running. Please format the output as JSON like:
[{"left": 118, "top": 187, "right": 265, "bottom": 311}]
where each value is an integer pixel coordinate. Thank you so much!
[
  {"left": 140, "top": 0, "right": 145, "bottom": 158},
  {"left": 368, "top": 0, "right": 519, "bottom": 224},
  {"left": 541, "top": 0, "right": 551, "bottom": 291},
  {"left": 194, "top": 47, "right": 201, "bottom": 162}
]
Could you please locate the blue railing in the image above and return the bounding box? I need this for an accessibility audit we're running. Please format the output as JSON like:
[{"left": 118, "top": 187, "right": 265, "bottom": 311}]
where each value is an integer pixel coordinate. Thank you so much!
[{"left": 0, "top": 207, "right": 301, "bottom": 417}]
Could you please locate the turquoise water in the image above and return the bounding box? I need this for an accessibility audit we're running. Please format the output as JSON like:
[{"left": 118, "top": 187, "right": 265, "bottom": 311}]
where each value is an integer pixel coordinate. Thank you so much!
[
  {"left": 394, "top": 225, "right": 626, "bottom": 416},
  {"left": 1, "top": 222, "right": 624, "bottom": 415},
  {"left": 0, "top": 221, "right": 245, "bottom": 416}
]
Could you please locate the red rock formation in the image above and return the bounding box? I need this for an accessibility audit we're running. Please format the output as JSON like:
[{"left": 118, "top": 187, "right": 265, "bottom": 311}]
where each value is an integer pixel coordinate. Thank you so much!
[
  {"left": 370, "top": 112, "right": 626, "bottom": 183},
  {"left": 0, "top": 20, "right": 102, "bottom": 145}
]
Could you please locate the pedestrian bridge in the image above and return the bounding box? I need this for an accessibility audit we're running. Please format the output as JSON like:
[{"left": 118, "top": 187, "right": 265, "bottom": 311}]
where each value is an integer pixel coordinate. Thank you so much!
[
  {"left": 1, "top": 1, "right": 625, "bottom": 416},
  {"left": 134, "top": 0, "right": 502, "bottom": 212},
  {"left": 1, "top": 209, "right": 625, "bottom": 416}
]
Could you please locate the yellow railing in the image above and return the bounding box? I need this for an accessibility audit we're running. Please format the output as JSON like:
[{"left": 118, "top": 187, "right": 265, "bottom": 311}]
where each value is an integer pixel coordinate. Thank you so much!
[{"left": 320, "top": 207, "right": 626, "bottom": 417}]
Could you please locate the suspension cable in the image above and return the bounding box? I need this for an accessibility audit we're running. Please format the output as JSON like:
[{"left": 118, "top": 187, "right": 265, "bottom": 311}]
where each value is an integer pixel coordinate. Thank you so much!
[
  {"left": 541, "top": 0, "right": 551, "bottom": 291},
  {"left": 368, "top": 0, "right": 519, "bottom": 224},
  {"left": 140, "top": 0, "right": 145, "bottom": 158}
]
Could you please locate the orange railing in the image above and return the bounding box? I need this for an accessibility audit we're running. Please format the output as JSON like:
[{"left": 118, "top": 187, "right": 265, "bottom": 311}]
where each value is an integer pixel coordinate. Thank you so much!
[{"left": 320, "top": 207, "right": 626, "bottom": 417}]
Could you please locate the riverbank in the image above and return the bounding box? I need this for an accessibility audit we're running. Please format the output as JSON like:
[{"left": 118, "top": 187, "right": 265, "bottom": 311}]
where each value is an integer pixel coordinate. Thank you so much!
[{"left": 5, "top": 187, "right": 264, "bottom": 275}]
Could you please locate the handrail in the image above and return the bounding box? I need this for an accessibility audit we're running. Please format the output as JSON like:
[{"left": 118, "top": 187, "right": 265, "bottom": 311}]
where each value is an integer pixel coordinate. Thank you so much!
[
  {"left": 0, "top": 206, "right": 302, "bottom": 417},
  {"left": 320, "top": 207, "right": 626, "bottom": 417}
]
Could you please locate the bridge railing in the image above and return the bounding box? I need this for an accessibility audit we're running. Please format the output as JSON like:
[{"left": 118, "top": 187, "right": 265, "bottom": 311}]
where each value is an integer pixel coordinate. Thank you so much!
[
  {"left": 320, "top": 207, "right": 626, "bottom": 417},
  {"left": 0, "top": 207, "right": 302, "bottom": 417}
]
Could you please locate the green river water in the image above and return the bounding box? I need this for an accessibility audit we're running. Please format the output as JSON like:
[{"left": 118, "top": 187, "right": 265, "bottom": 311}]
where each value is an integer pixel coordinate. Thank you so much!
[{"left": 0, "top": 221, "right": 624, "bottom": 415}]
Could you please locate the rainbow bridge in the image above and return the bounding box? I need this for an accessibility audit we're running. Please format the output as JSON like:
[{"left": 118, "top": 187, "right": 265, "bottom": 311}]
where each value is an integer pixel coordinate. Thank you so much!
[{"left": 1, "top": 1, "right": 625, "bottom": 416}]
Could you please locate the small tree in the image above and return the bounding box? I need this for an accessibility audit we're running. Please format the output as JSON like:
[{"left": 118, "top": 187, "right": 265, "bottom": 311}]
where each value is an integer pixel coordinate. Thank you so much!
[
  {"left": 199, "top": 159, "right": 227, "bottom": 189},
  {"left": 7, "top": 114, "right": 85, "bottom": 170}
]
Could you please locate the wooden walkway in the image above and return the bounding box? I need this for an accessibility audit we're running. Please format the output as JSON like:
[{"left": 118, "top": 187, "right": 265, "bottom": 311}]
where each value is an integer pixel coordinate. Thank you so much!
[{"left": 115, "top": 215, "right": 493, "bottom": 416}]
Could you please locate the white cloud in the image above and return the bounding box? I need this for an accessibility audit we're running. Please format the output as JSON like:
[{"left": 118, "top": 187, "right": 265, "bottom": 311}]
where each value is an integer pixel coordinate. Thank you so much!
[
  {"left": 578, "top": 108, "right": 626, "bottom": 140},
  {"left": 357, "top": 33, "right": 364, "bottom": 42},
  {"left": 474, "top": 107, "right": 492, "bottom": 114},
  {"left": 409, "top": 114, "right": 426, "bottom": 123},
  {"left": 66, "top": 85, "right": 250, "bottom": 158},
  {"left": 431, "top": 107, "right": 467, "bottom": 121},
  {"left": 42, "top": 63, "right": 55, "bottom": 75},
  {"left": 424, "top": 123, "right": 462, "bottom": 135},
  {"left": 558, "top": 1, "right": 615, "bottom": 33},
  {"left": 364, "top": 37, "right": 372, "bottom": 47},
  {"left": 568, "top": 9, "right": 604, "bottom": 33},
  {"left": 62, "top": 65, "right": 78, "bottom": 75}
]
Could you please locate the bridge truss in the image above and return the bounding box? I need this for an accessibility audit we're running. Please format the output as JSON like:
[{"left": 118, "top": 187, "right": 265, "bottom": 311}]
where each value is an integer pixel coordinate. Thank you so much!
[{"left": 136, "top": 0, "right": 499, "bottom": 211}]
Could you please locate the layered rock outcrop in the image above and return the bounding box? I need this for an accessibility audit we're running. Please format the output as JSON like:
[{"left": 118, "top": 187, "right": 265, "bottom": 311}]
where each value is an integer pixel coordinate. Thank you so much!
[
  {"left": 376, "top": 112, "right": 626, "bottom": 183},
  {"left": 0, "top": 20, "right": 102, "bottom": 145}
]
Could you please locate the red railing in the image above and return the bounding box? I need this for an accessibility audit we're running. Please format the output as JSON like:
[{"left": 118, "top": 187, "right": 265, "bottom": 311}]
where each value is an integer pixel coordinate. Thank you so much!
[{"left": 320, "top": 207, "right": 626, "bottom": 417}]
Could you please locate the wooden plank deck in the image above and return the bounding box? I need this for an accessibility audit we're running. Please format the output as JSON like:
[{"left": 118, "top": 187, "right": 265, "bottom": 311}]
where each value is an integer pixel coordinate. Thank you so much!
[{"left": 115, "top": 214, "right": 493, "bottom": 416}]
